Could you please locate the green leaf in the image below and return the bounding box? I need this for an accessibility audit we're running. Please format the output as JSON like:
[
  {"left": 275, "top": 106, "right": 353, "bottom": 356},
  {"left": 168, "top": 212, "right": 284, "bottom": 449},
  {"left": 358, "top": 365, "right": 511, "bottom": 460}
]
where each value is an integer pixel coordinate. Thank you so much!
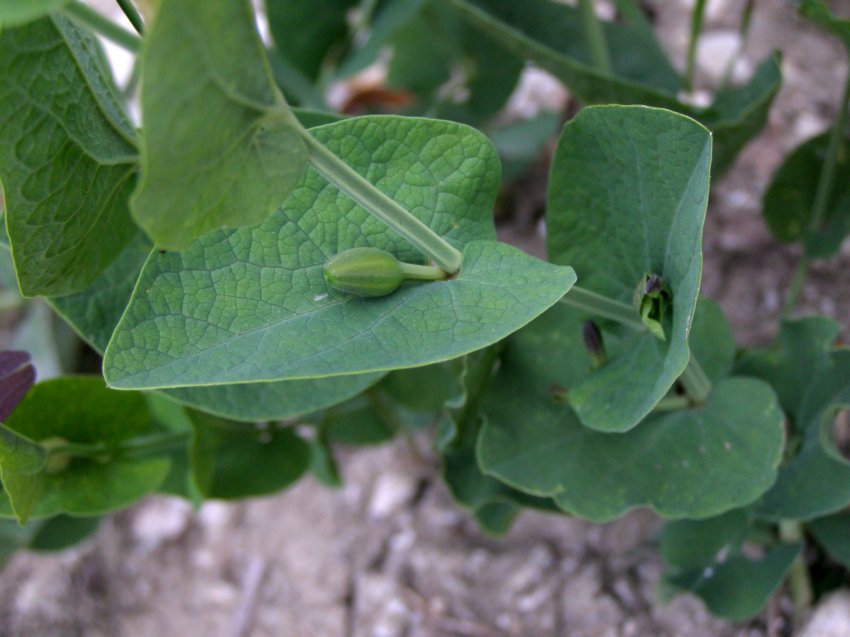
[
  {"left": 316, "top": 394, "right": 396, "bottom": 446},
  {"left": 0, "top": 424, "right": 47, "bottom": 475},
  {"left": 477, "top": 303, "right": 785, "bottom": 521},
  {"left": 189, "top": 411, "right": 310, "bottom": 499},
  {"left": 132, "top": 0, "right": 308, "bottom": 249},
  {"left": 445, "top": 0, "right": 780, "bottom": 176},
  {"left": 0, "top": 15, "right": 138, "bottom": 296},
  {"left": 661, "top": 509, "right": 750, "bottom": 572},
  {"left": 0, "top": 0, "right": 69, "bottom": 27},
  {"left": 738, "top": 318, "right": 850, "bottom": 520},
  {"left": 104, "top": 116, "right": 576, "bottom": 389},
  {"left": 266, "top": 0, "right": 359, "bottom": 82},
  {"left": 799, "top": 0, "right": 850, "bottom": 52},
  {"left": 808, "top": 511, "right": 850, "bottom": 569},
  {"left": 762, "top": 131, "right": 850, "bottom": 258},
  {"left": 444, "top": 0, "right": 682, "bottom": 98},
  {"left": 672, "top": 545, "right": 803, "bottom": 620},
  {"left": 689, "top": 298, "right": 735, "bottom": 383},
  {"left": 47, "top": 232, "right": 385, "bottom": 422},
  {"left": 28, "top": 514, "right": 99, "bottom": 551},
  {"left": 547, "top": 106, "right": 711, "bottom": 432},
  {"left": 0, "top": 377, "right": 169, "bottom": 523}
]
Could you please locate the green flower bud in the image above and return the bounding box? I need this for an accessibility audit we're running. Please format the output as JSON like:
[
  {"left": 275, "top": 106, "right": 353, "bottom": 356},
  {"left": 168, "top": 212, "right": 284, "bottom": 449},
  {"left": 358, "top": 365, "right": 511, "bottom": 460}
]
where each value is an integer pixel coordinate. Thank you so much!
[{"left": 323, "top": 247, "right": 406, "bottom": 298}]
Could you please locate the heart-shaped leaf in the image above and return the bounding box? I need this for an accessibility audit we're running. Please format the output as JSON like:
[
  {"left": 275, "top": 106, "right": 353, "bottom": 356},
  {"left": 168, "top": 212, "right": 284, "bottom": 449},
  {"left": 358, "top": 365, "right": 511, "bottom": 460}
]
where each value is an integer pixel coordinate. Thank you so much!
[
  {"left": 103, "top": 116, "right": 576, "bottom": 390},
  {"left": 132, "top": 0, "right": 308, "bottom": 249},
  {"left": 547, "top": 105, "right": 711, "bottom": 432},
  {"left": 0, "top": 15, "right": 138, "bottom": 296},
  {"left": 477, "top": 302, "right": 785, "bottom": 521},
  {"left": 0, "top": 377, "right": 169, "bottom": 523},
  {"left": 47, "top": 232, "right": 384, "bottom": 422}
]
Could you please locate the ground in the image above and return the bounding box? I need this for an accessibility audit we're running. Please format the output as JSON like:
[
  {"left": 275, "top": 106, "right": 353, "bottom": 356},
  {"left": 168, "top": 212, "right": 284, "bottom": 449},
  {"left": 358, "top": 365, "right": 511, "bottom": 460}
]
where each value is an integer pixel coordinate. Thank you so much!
[{"left": 2, "top": 1, "right": 850, "bottom": 636}]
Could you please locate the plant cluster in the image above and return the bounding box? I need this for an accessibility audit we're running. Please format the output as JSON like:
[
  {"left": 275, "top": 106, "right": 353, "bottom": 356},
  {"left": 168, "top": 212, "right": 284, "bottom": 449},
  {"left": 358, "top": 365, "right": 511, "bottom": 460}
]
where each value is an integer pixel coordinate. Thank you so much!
[{"left": 0, "top": 0, "right": 848, "bottom": 623}]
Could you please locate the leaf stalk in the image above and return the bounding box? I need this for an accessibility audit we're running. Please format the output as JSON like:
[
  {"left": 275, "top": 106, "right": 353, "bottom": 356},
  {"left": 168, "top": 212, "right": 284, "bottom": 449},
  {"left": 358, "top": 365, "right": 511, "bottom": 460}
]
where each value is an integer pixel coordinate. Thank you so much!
[
  {"left": 298, "top": 126, "right": 463, "bottom": 274},
  {"left": 560, "top": 285, "right": 645, "bottom": 330},
  {"left": 679, "top": 355, "right": 712, "bottom": 404},
  {"left": 63, "top": 2, "right": 141, "bottom": 53},
  {"left": 578, "top": 0, "right": 613, "bottom": 75}
]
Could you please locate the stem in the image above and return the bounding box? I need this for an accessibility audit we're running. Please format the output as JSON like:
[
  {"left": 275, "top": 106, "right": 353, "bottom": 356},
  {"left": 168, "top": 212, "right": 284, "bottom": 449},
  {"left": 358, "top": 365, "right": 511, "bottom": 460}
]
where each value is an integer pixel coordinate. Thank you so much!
[
  {"left": 779, "top": 520, "right": 813, "bottom": 624},
  {"left": 578, "top": 0, "right": 613, "bottom": 75},
  {"left": 299, "top": 128, "right": 463, "bottom": 274},
  {"left": 810, "top": 67, "right": 850, "bottom": 231},
  {"left": 679, "top": 355, "right": 712, "bottom": 404},
  {"left": 62, "top": 1, "right": 141, "bottom": 53},
  {"left": 47, "top": 431, "right": 188, "bottom": 462},
  {"left": 685, "top": 0, "right": 708, "bottom": 88},
  {"left": 116, "top": 0, "right": 144, "bottom": 35},
  {"left": 783, "top": 254, "right": 809, "bottom": 318},
  {"left": 399, "top": 262, "right": 448, "bottom": 281},
  {"left": 560, "top": 285, "right": 645, "bottom": 330},
  {"left": 653, "top": 395, "right": 692, "bottom": 412}
]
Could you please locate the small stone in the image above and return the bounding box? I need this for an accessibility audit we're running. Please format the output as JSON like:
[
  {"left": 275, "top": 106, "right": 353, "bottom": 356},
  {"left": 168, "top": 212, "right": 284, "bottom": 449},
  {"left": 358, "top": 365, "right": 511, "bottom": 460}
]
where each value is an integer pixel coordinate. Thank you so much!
[
  {"left": 799, "top": 591, "right": 850, "bottom": 637},
  {"left": 130, "top": 497, "right": 192, "bottom": 549},
  {"left": 696, "top": 31, "right": 742, "bottom": 83},
  {"left": 369, "top": 472, "right": 417, "bottom": 518}
]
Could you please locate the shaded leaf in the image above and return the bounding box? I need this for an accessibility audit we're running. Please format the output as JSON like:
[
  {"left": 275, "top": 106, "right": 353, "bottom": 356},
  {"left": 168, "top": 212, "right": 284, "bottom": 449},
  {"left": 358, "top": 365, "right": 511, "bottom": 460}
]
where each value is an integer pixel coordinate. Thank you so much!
[
  {"left": 104, "top": 116, "right": 575, "bottom": 389},
  {"left": 799, "top": 0, "right": 850, "bottom": 52},
  {"left": 0, "top": 15, "right": 137, "bottom": 296},
  {"left": 445, "top": 0, "right": 780, "bottom": 176},
  {"left": 808, "top": 511, "right": 850, "bottom": 569},
  {"left": 132, "top": 0, "right": 308, "bottom": 249},
  {"left": 664, "top": 534, "right": 801, "bottom": 620},
  {"left": 189, "top": 411, "right": 310, "bottom": 499},
  {"left": 762, "top": 131, "right": 850, "bottom": 258},
  {"left": 547, "top": 106, "right": 711, "bottom": 432}
]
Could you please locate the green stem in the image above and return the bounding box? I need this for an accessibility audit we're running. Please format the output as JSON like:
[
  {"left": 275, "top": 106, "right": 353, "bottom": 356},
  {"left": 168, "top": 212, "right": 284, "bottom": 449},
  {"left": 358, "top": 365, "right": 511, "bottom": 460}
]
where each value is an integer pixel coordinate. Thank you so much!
[
  {"left": 115, "top": 0, "right": 144, "bottom": 35},
  {"left": 685, "top": 0, "right": 708, "bottom": 88},
  {"left": 399, "top": 262, "right": 448, "bottom": 281},
  {"left": 578, "top": 0, "right": 613, "bottom": 75},
  {"left": 810, "top": 67, "right": 850, "bottom": 231},
  {"left": 63, "top": 1, "right": 141, "bottom": 53},
  {"left": 679, "top": 356, "right": 712, "bottom": 404},
  {"left": 46, "top": 431, "right": 188, "bottom": 462},
  {"left": 653, "top": 395, "right": 692, "bottom": 412},
  {"left": 299, "top": 127, "right": 463, "bottom": 274},
  {"left": 560, "top": 285, "right": 645, "bottom": 330},
  {"left": 779, "top": 520, "right": 813, "bottom": 624},
  {"left": 783, "top": 254, "right": 809, "bottom": 318}
]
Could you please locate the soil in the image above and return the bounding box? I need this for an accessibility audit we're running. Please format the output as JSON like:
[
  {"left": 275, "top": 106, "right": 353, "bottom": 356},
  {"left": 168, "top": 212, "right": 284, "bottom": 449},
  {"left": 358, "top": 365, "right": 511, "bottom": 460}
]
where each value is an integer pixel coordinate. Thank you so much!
[{"left": 2, "top": 1, "right": 850, "bottom": 636}]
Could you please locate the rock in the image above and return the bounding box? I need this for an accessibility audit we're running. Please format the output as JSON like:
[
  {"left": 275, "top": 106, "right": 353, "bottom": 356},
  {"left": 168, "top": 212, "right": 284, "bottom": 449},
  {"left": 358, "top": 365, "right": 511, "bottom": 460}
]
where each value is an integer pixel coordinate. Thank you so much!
[
  {"left": 369, "top": 471, "right": 418, "bottom": 519},
  {"left": 799, "top": 590, "right": 850, "bottom": 637}
]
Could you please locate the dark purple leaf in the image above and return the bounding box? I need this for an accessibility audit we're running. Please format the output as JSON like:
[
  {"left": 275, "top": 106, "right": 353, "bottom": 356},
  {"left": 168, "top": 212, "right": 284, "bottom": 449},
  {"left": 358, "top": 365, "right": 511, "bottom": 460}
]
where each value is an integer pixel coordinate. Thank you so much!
[{"left": 0, "top": 351, "right": 35, "bottom": 421}]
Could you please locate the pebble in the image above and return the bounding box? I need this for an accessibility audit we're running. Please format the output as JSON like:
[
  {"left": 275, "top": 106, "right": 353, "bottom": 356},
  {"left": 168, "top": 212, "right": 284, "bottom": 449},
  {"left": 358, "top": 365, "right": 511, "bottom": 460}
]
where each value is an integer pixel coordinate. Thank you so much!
[
  {"left": 799, "top": 591, "right": 850, "bottom": 637},
  {"left": 369, "top": 472, "right": 417, "bottom": 518}
]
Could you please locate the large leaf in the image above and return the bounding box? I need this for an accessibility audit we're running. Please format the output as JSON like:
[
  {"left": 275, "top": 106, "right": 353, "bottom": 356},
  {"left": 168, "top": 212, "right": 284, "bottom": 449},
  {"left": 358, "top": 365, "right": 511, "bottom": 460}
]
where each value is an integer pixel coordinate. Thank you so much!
[
  {"left": 738, "top": 318, "right": 850, "bottom": 520},
  {"left": 547, "top": 106, "right": 711, "bottom": 432},
  {"left": 104, "top": 116, "right": 576, "bottom": 389},
  {"left": 189, "top": 411, "right": 310, "bottom": 499},
  {"left": 0, "top": 15, "right": 138, "bottom": 296},
  {"left": 444, "top": 0, "right": 780, "bottom": 176},
  {"left": 132, "top": 0, "right": 308, "bottom": 249},
  {"left": 47, "top": 232, "right": 384, "bottom": 422},
  {"left": 762, "top": 131, "right": 850, "bottom": 258},
  {"left": 0, "top": 377, "right": 169, "bottom": 523},
  {"left": 0, "top": 0, "right": 69, "bottom": 27},
  {"left": 477, "top": 302, "right": 785, "bottom": 522}
]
